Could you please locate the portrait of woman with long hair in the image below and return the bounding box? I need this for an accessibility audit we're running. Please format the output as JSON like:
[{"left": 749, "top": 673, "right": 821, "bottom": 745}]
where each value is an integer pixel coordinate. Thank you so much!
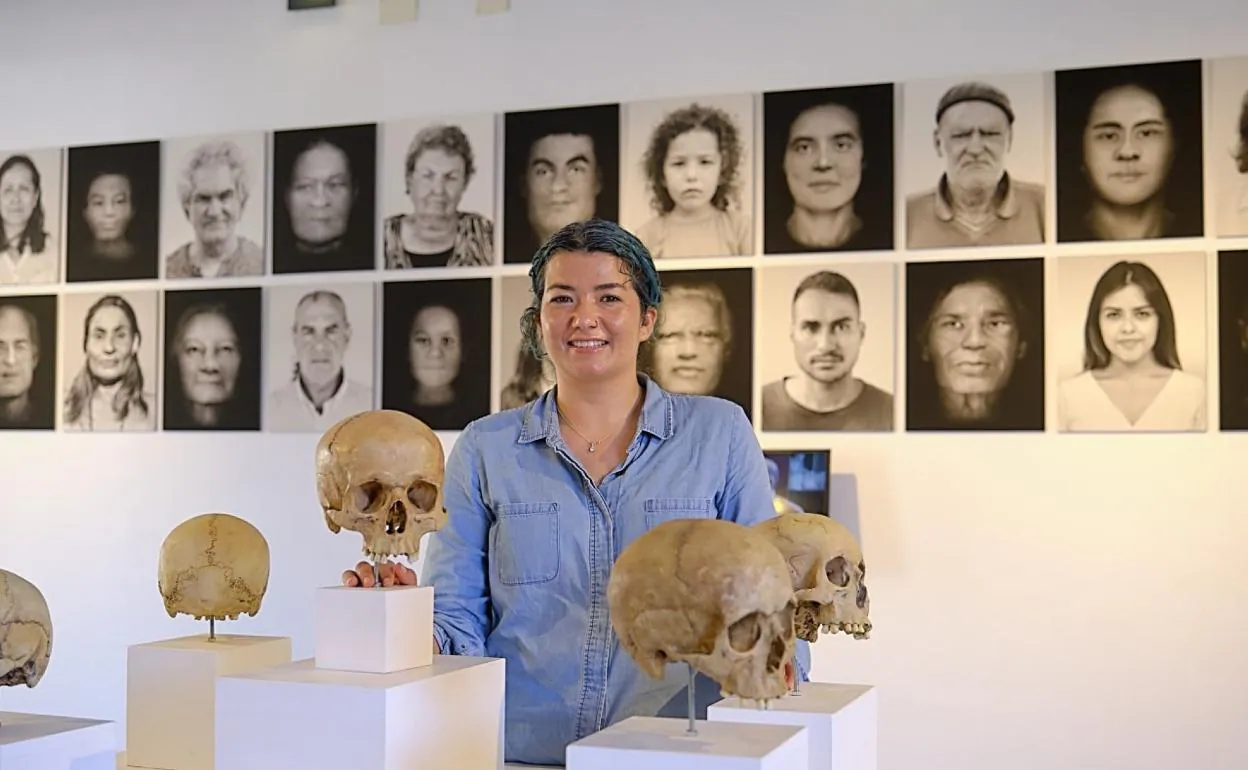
[{"left": 61, "top": 293, "right": 157, "bottom": 431}]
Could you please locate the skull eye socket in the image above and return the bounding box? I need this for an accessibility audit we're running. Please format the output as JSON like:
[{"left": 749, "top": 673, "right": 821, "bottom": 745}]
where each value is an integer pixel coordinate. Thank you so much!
[
  {"left": 407, "top": 481, "right": 438, "bottom": 511},
  {"left": 727, "top": 612, "right": 763, "bottom": 653},
  {"left": 826, "top": 555, "right": 850, "bottom": 587},
  {"left": 350, "top": 480, "right": 386, "bottom": 513}
]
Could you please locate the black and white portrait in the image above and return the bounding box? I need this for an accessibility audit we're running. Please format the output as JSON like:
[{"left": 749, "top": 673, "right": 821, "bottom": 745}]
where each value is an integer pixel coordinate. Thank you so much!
[
  {"left": 497, "top": 274, "right": 554, "bottom": 411},
  {"left": 380, "top": 278, "right": 492, "bottom": 431},
  {"left": 65, "top": 141, "right": 161, "bottom": 282},
  {"left": 0, "top": 148, "right": 63, "bottom": 286},
  {"left": 640, "top": 267, "right": 754, "bottom": 419},
  {"left": 380, "top": 114, "right": 497, "bottom": 269},
  {"left": 59, "top": 290, "right": 159, "bottom": 432},
  {"left": 761, "top": 83, "right": 895, "bottom": 254},
  {"left": 902, "top": 73, "right": 1048, "bottom": 249},
  {"left": 1055, "top": 59, "right": 1204, "bottom": 242},
  {"left": 763, "top": 449, "right": 831, "bottom": 516},
  {"left": 0, "top": 294, "right": 56, "bottom": 430},
  {"left": 264, "top": 282, "right": 375, "bottom": 433},
  {"left": 160, "top": 133, "right": 267, "bottom": 279},
  {"left": 271, "top": 123, "right": 377, "bottom": 274},
  {"left": 162, "top": 287, "right": 262, "bottom": 431},
  {"left": 1207, "top": 56, "right": 1248, "bottom": 237},
  {"left": 1054, "top": 251, "right": 1207, "bottom": 433},
  {"left": 1217, "top": 251, "right": 1248, "bottom": 429},
  {"left": 756, "top": 262, "right": 896, "bottom": 432},
  {"left": 501, "top": 104, "right": 620, "bottom": 264},
  {"left": 620, "top": 93, "right": 755, "bottom": 259},
  {"left": 905, "top": 258, "right": 1045, "bottom": 431}
]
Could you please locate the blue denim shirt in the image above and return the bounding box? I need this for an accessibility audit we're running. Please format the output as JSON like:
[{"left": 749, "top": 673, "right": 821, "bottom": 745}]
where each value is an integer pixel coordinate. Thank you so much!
[{"left": 421, "top": 374, "right": 811, "bottom": 766}]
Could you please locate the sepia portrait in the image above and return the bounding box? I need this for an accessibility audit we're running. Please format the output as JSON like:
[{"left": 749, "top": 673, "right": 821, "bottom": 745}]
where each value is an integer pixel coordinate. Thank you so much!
[
  {"left": 59, "top": 291, "right": 159, "bottom": 432},
  {"left": 271, "top": 123, "right": 377, "bottom": 274},
  {"left": 380, "top": 277, "right": 492, "bottom": 431},
  {"left": 1207, "top": 56, "right": 1248, "bottom": 238},
  {"left": 905, "top": 258, "right": 1046, "bottom": 431},
  {"left": 264, "top": 281, "right": 375, "bottom": 432},
  {"left": 902, "top": 73, "right": 1048, "bottom": 249},
  {"left": 501, "top": 103, "right": 620, "bottom": 263},
  {"left": 620, "top": 93, "right": 755, "bottom": 259},
  {"left": 1217, "top": 251, "right": 1248, "bottom": 429},
  {"left": 162, "top": 287, "right": 263, "bottom": 431},
  {"left": 1054, "top": 251, "right": 1207, "bottom": 432},
  {"left": 497, "top": 274, "right": 554, "bottom": 411},
  {"left": 761, "top": 83, "right": 895, "bottom": 254},
  {"left": 756, "top": 261, "right": 896, "bottom": 432},
  {"left": 380, "top": 114, "right": 497, "bottom": 269},
  {"left": 1054, "top": 59, "right": 1204, "bottom": 242},
  {"left": 65, "top": 141, "right": 161, "bottom": 282},
  {"left": 0, "top": 148, "right": 63, "bottom": 286},
  {"left": 160, "top": 133, "right": 267, "bottom": 279},
  {"left": 0, "top": 294, "right": 57, "bottom": 430}
]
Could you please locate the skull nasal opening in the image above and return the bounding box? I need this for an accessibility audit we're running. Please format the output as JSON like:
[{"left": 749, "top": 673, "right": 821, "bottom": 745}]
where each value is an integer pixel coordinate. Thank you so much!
[{"left": 385, "top": 500, "right": 407, "bottom": 535}]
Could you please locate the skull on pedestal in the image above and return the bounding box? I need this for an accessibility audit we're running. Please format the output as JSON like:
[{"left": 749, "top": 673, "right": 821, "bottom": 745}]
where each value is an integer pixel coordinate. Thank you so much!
[
  {"left": 157, "top": 512, "right": 271, "bottom": 622},
  {"left": 0, "top": 568, "right": 52, "bottom": 690}
]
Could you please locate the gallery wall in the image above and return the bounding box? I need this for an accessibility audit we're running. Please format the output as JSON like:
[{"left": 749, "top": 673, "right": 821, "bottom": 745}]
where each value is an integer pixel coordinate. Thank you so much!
[{"left": 1, "top": 1, "right": 1248, "bottom": 769}]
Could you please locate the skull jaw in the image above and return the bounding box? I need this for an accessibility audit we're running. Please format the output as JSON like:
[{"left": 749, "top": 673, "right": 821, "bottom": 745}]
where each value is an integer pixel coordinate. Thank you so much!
[{"left": 805, "top": 599, "right": 872, "bottom": 640}]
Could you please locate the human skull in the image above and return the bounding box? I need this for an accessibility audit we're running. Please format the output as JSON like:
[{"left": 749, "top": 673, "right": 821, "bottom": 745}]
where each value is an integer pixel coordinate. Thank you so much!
[
  {"left": 607, "top": 518, "right": 797, "bottom": 703},
  {"left": 158, "top": 513, "right": 271, "bottom": 622},
  {"left": 754, "top": 512, "right": 871, "bottom": 642},
  {"left": 0, "top": 568, "right": 52, "bottom": 688},
  {"left": 315, "top": 410, "right": 446, "bottom": 560}
]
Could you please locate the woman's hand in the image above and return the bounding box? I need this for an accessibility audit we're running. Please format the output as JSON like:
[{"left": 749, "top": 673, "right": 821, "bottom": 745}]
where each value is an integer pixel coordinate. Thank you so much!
[{"left": 342, "top": 560, "right": 418, "bottom": 588}]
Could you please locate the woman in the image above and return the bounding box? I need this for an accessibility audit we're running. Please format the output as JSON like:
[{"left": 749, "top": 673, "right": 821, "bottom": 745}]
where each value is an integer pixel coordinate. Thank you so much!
[
  {"left": 0, "top": 154, "right": 58, "bottom": 285},
  {"left": 345, "top": 218, "right": 808, "bottom": 766},
  {"left": 62, "top": 294, "right": 155, "bottom": 431}
]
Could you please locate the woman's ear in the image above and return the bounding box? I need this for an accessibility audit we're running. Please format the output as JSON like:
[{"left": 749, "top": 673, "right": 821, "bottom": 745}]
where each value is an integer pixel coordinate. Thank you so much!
[{"left": 639, "top": 306, "right": 658, "bottom": 342}]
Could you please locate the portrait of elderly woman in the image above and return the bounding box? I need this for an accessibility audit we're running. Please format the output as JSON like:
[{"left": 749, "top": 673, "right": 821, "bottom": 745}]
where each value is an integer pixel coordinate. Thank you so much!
[
  {"left": 0, "top": 150, "right": 61, "bottom": 285},
  {"left": 59, "top": 292, "right": 158, "bottom": 432},
  {"left": 905, "top": 258, "right": 1046, "bottom": 431},
  {"left": 162, "top": 287, "right": 262, "bottom": 431},
  {"left": 65, "top": 140, "right": 161, "bottom": 282},
  {"left": 382, "top": 119, "right": 496, "bottom": 268}
]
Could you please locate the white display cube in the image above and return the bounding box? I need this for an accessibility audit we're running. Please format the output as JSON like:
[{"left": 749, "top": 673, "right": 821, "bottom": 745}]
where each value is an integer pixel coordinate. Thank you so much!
[
  {"left": 707, "top": 683, "right": 877, "bottom": 770},
  {"left": 566, "top": 715, "right": 808, "bottom": 770},
  {"left": 125, "top": 633, "right": 292, "bottom": 770},
  {"left": 315, "top": 584, "right": 433, "bottom": 673},
  {"left": 215, "top": 654, "right": 505, "bottom": 770},
  {"left": 0, "top": 711, "right": 116, "bottom": 770}
]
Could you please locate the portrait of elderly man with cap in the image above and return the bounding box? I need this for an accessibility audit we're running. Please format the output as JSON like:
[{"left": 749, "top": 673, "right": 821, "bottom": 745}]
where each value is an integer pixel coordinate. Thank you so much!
[{"left": 905, "top": 80, "right": 1046, "bottom": 249}]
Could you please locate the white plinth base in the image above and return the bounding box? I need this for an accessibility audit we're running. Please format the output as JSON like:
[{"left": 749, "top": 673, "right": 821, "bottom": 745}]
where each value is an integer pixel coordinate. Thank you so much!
[
  {"left": 315, "top": 584, "right": 433, "bottom": 673},
  {"left": 708, "top": 683, "right": 877, "bottom": 770},
  {"left": 126, "top": 633, "right": 292, "bottom": 770},
  {"left": 566, "top": 716, "right": 808, "bottom": 770},
  {"left": 215, "top": 654, "right": 505, "bottom": 770},
  {"left": 0, "top": 712, "right": 116, "bottom": 770}
]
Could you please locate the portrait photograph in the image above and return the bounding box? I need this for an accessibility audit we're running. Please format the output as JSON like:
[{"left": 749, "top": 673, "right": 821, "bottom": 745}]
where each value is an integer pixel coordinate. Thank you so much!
[
  {"left": 763, "top": 449, "right": 831, "bottom": 516},
  {"left": 1217, "top": 251, "right": 1248, "bottom": 430},
  {"left": 380, "top": 277, "right": 492, "bottom": 431},
  {"left": 1053, "top": 251, "right": 1207, "bottom": 433},
  {"left": 0, "top": 294, "right": 57, "bottom": 430},
  {"left": 620, "top": 92, "right": 756, "bottom": 259},
  {"left": 379, "top": 113, "right": 497, "bottom": 270},
  {"left": 159, "top": 132, "right": 268, "bottom": 280},
  {"left": 58, "top": 290, "right": 160, "bottom": 432},
  {"left": 497, "top": 273, "right": 553, "bottom": 412},
  {"left": 756, "top": 261, "right": 896, "bottom": 432},
  {"left": 501, "top": 103, "right": 620, "bottom": 264},
  {"left": 905, "top": 257, "right": 1046, "bottom": 432},
  {"left": 1207, "top": 56, "right": 1248, "bottom": 238},
  {"left": 162, "top": 286, "right": 263, "bottom": 431},
  {"left": 264, "top": 281, "right": 376, "bottom": 433},
  {"left": 271, "top": 122, "right": 377, "bottom": 275},
  {"left": 0, "top": 147, "right": 64, "bottom": 286},
  {"left": 641, "top": 266, "right": 754, "bottom": 419},
  {"left": 65, "top": 140, "right": 161, "bottom": 282},
  {"left": 1054, "top": 59, "right": 1204, "bottom": 242},
  {"left": 901, "top": 72, "right": 1049, "bottom": 250},
  {"left": 761, "top": 83, "right": 895, "bottom": 255}
]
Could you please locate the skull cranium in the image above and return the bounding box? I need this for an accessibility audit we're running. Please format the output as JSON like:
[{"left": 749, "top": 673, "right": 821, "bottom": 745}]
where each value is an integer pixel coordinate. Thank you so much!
[
  {"left": 0, "top": 568, "right": 52, "bottom": 689},
  {"left": 754, "top": 512, "right": 871, "bottom": 642},
  {"left": 607, "top": 518, "right": 797, "bottom": 703},
  {"left": 158, "top": 513, "right": 271, "bottom": 622},
  {"left": 315, "top": 410, "right": 446, "bottom": 560}
]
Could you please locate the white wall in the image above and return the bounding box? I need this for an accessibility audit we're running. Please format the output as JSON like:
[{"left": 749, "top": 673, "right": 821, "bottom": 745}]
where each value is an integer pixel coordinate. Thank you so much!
[{"left": 2, "top": 1, "right": 1247, "bottom": 769}]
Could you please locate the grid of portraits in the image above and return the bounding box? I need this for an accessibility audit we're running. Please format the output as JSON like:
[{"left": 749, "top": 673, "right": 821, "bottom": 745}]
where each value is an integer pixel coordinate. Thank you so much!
[{"left": 6, "top": 55, "right": 1248, "bottom": 434}]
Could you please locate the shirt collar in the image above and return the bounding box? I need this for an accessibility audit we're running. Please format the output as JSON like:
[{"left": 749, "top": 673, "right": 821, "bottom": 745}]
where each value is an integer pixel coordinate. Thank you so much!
[
  {"left": 517, "top": 372, "right": 674, "bottom": 445},
  {"left": 933, "top": 171, "right": 1019, "bottom": 222}
]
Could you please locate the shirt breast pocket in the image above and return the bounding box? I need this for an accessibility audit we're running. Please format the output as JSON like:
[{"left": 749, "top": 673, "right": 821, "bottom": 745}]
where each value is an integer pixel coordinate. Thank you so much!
[
  {"left": 643, "top": 497, "right": 715, "bottom": 529},
  {"left": 493, "top": 502, "right": 560, "bottom": 586}
]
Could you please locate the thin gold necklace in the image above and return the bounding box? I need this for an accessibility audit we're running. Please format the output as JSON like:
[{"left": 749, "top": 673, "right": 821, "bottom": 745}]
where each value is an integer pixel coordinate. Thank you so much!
[{"left": 557, "top": 390, "right": 641, "bottom": 454}]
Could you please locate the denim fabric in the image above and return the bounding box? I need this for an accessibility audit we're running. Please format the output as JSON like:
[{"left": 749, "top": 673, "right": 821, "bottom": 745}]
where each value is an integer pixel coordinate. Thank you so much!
[{"left": 422, "top": 374, "right": 812, "bottom": 766}]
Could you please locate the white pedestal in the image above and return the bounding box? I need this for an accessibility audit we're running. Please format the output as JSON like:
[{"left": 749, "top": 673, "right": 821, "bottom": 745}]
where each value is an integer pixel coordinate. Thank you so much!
[
  {"left": 315, "top": 584, "right": 433, "bottom": 673},
  {"left": 125, "top": 633, "right": 292, "bottom": 770},
  {"left": 215, "top": 654, "right": 505, "bottom": 770},
  {"left": 0, "top": 712, "right": 116, "bottom": 770},
  {"left": 707, "top": 683, "right": 877, "bottom": 770},
  {"left": 566, "top": 716, "right": 808, "bottom": 770}
]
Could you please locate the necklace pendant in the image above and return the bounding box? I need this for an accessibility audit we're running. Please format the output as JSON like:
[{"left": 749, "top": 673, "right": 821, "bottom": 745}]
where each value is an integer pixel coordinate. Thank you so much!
[{"left": 589, "top": 443, "right": 597, "bottom": 453}]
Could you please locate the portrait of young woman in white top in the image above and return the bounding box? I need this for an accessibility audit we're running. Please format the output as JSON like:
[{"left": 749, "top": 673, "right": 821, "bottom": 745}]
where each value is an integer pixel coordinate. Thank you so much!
[{"left": 1056, "top": 258, "right": 1206, "bottom": 432}]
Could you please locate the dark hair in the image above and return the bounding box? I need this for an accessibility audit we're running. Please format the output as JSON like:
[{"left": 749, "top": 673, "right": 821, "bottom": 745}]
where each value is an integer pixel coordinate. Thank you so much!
[
  {"left": 792, "top": 270, "right": 860, "bottom": 311},
  {"left": 642, "top": 103, "right": 743, "bottom": 214},
  {"left": 519, "top": 218, "right": 661, "bottom": 358},
  {"left": 1081, "top": 260, "right": 1180, "bottom": 370},
  {"left": 1236, "top": 92, "right": 1248, "bottom": 175},
  {"left": 0, "top": 154, "right": 48, "bottom": 255}
]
